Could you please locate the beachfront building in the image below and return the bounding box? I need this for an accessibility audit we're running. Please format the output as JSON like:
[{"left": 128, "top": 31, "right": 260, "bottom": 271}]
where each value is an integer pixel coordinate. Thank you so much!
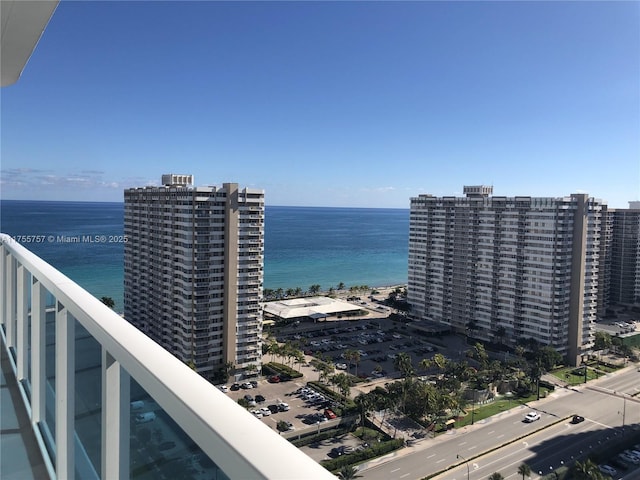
[
  {"left": 408, "top": 186, "right": 608, "bottom": 366},
  {"left": 124, "top": 175, "right": 264, "bottom": 382},
  {"left": 608, "top": 202, "right": 640, "bottom": 305}
]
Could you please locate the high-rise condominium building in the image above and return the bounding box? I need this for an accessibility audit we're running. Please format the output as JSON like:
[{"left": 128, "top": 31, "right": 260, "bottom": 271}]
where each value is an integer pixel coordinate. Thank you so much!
[
  {"left": 408, "top": 186, "right": 607, "bottom": 365},
  {"left": 608, "top": 202, "right": 640, "bottom": 305},
  {"left": 124, "top": 175, "right": 264, "bottom": 381}
]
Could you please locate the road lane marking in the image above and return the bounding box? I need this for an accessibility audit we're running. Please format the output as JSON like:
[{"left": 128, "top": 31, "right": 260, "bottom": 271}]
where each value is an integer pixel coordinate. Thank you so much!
[
  {"left": 391, "top": 468, "right": 401, "bottom": 473},
  {"left": 427, "top": 454, "right": 435, "bottom": 459},
  {"left": 488, "top": 430, "right": 495, "bottom": 435},
  {"left": 468, "top": 446, "right": 477, "bottom": 450},
  {"left": 459, "top": 442, "right": 467, "bottom": 446},
  {"left": 436, "top": 458, "right": 446, "bottom": 464},
  {"left": 400, "top": 474, "right": 411, "bottom": 478},
  {"left": 497, "top": 434, "right": 504, "bottom": 439}
]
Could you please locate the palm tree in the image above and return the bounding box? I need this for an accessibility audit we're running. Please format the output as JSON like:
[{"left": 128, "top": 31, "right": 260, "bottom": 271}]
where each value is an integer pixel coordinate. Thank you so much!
[
  {"left": 331, "top": 373, "right": 351, "bottom": 399},
  {"left": 354, "top": 393, "right": 373, "bottom": 427},
  {"left": 573, "top": 459, "right": 605, "bottom": 479},
  {"left": 488, "top": 473, "right": 504, "bottom": 480},
  {"left": 394, "top": 352, "right": 414, "bottom": 379},
  {"left": 337, "top": 465, "right": 361, "bottom": 480},
  {"left": 517, "top": 463, "right": 531, "bottom": 480},
  {"left": 352, "top": 350, "right": 361, "bottom": 378},
  {"left": 309, "top": 284, "right": 321, "bottom": 295},
  {"left": 100, "top": 296, "right": 115, "bottom": 309},
  {"left": 337, "top": 282, "right": 346, "bottom": 290}
]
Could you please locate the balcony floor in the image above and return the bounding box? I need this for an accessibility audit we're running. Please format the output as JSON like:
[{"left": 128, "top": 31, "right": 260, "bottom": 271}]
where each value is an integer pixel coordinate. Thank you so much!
[{"left": 0, "top": 342, "right": 49, "bottom": 480}]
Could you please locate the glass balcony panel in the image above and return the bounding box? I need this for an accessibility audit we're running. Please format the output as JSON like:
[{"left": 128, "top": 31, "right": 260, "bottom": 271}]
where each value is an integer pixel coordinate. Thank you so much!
[
  {"left": 130, "top": 379, "right": 229, "bottom": 480},
  {"left": 74, "top": 319, "right": 102, "bottom": 476},
  {"left": 45, "top": 307, "right": 56, "bottom": 450}
]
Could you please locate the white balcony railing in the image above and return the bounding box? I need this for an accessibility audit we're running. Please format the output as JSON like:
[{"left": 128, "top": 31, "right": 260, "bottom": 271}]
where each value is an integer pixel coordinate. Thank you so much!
[{"left": 0, "top": 234, "right": 334, "bottom": 480}]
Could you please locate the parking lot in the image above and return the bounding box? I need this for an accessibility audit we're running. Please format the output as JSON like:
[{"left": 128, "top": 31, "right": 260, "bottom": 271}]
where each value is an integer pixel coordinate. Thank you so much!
[
  {"left": 222, "top": 374, "right": 343, "bottom": 434},
  {"left": 219, "top": 309, "right": 468, "bottom": 452},
  {"left": 272, "top": 317, "right": 464, "bottom": 383}
]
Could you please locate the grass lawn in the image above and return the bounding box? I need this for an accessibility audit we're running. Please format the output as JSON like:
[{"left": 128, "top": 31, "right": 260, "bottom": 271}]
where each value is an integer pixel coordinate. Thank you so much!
[
  {"left": 454, "top": 390, "right": 549, "bottom": 428},
  {"left": 552, "top": 366, "right": 599, "bottom": 385}
]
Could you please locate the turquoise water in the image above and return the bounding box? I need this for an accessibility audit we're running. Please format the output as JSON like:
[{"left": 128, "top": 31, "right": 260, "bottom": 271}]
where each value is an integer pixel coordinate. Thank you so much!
[{"left": 0, "top": 201, "right": 409, "bottom": 311}]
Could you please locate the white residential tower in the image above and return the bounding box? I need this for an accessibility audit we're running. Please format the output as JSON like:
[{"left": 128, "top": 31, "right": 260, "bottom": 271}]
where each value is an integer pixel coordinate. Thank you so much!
[
  {"left": 408, "top": 186, "right": 607, "bottom": 365},
  {"left": 124, "top": 175, "right": 264, "bottom": 381}
]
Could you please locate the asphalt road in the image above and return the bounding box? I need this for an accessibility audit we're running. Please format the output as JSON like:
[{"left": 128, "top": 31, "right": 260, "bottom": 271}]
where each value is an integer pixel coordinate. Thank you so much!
[{"left": 359, "top": 366, "right": 640, "bottom": 480}]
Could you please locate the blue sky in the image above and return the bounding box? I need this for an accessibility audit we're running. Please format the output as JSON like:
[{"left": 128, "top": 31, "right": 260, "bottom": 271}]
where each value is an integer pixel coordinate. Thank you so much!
[{"left": 2, "top": 1, "right": 638, "bottom": 208}]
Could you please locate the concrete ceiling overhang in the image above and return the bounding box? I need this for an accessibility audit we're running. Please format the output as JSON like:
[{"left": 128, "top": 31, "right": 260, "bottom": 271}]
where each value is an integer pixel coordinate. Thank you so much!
[{"left": 1, "top": 0, "right": 59, "bottom": 86}]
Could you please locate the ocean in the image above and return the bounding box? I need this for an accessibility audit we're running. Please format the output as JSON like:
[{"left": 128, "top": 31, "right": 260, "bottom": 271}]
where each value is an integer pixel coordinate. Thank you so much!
[{"left": 0, "top": 200, "right": 409, "bottom": 311}]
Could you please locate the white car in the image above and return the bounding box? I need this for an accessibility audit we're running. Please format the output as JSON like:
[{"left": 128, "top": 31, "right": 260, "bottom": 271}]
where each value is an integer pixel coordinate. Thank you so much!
[
  {"left": 217, "top": 385, "right": 228, "bottom": 392},
  {"left": 524, "top": 412, "right": 541, "bottom": 423},
  {"left": 259, "top": 407, "right": 271, "bottom": 416},
  {"left": 251, "top": 410, "right": 263, "bottom": 419},
  {"left": 278, "top": 402, "right": 290, "bottom": 411},
  {"left": 335, "top": 363, "right": 347, "bottom": 370},
  {"left": 598, "top": 464, "right": 617, "bottom": 476}
]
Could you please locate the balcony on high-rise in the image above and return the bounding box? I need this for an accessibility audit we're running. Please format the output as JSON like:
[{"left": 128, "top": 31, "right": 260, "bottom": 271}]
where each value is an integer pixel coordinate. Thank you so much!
[{"left": 1, "top": 234, "right": 334, "bottom": 479}]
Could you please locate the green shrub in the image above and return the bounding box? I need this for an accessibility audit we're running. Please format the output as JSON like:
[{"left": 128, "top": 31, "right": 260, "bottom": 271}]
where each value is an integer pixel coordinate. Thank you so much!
[
  {"left": 321, "top": 438, "right": 405, "bottom": 471},
  {"left": 262, "top": 362, "right": 303, "bottom": 379},
  {"left": 289, "top": 426, "right": 352, "bottom": 447}
]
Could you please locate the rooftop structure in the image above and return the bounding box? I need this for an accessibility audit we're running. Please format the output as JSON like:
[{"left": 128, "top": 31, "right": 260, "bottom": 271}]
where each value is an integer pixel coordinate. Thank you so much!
[{"left": 264, "top": 296, "right": 363, "bottom": 321}]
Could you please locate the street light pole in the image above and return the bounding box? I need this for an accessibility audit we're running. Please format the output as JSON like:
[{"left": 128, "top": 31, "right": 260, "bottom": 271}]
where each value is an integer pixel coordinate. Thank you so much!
[{"left": 457, "top": 453, "right": 470, "bottom": 480}]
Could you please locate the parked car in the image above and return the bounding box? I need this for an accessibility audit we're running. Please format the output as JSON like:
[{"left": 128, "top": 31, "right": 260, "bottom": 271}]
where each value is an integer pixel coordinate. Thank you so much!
[
  {"left": 268, "top": 375, "right": 281, "bottom": 383},
  {"left": 251, "top": 410, "right": 263, "bottom": 419},
  {"left": 241, "top": 382, "right": 253, "bottom": 389},
  {"left": 259, "top": 407, "right": 271, "bottom": 416},
  {"left": 255, "top": 394, "right": 266, "bottom": 403},
  {"left": 571, "top": 415, "right": 585, "bottom": 424},
  {"left": 250, "top": 380, "right": 258, "bottom": 388},
  {"left": 330, "top": 445, "right": 354, "bottom": 457},
  {"left": 524, "top": 412, "right": 541, "bottom": 423},
  {"left": 278, "top": 402, "right": 290, "bottom": 411},
  {"left": 598, "top": 464, "right": 617, "bottom": 476},
  {"left": 267, "top": 404, "right": 279, "bottom": 414},
  {"left": 324, "top": 409, "right": 337, "bottom": 419},
  {"left": 217, "top": 385, "right": 228, "bottom": 393},
  {"left": 621, "top": 451, "right": 640, "bottom": 464},
  {"left": 230, "top": 383, "right": 240, "bottom": 391}
]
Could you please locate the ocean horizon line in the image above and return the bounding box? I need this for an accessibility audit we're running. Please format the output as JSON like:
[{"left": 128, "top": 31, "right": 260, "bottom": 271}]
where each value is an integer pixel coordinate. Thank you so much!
[{"left": 0, "top": 199, "right": 409, "bottom": 211}]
